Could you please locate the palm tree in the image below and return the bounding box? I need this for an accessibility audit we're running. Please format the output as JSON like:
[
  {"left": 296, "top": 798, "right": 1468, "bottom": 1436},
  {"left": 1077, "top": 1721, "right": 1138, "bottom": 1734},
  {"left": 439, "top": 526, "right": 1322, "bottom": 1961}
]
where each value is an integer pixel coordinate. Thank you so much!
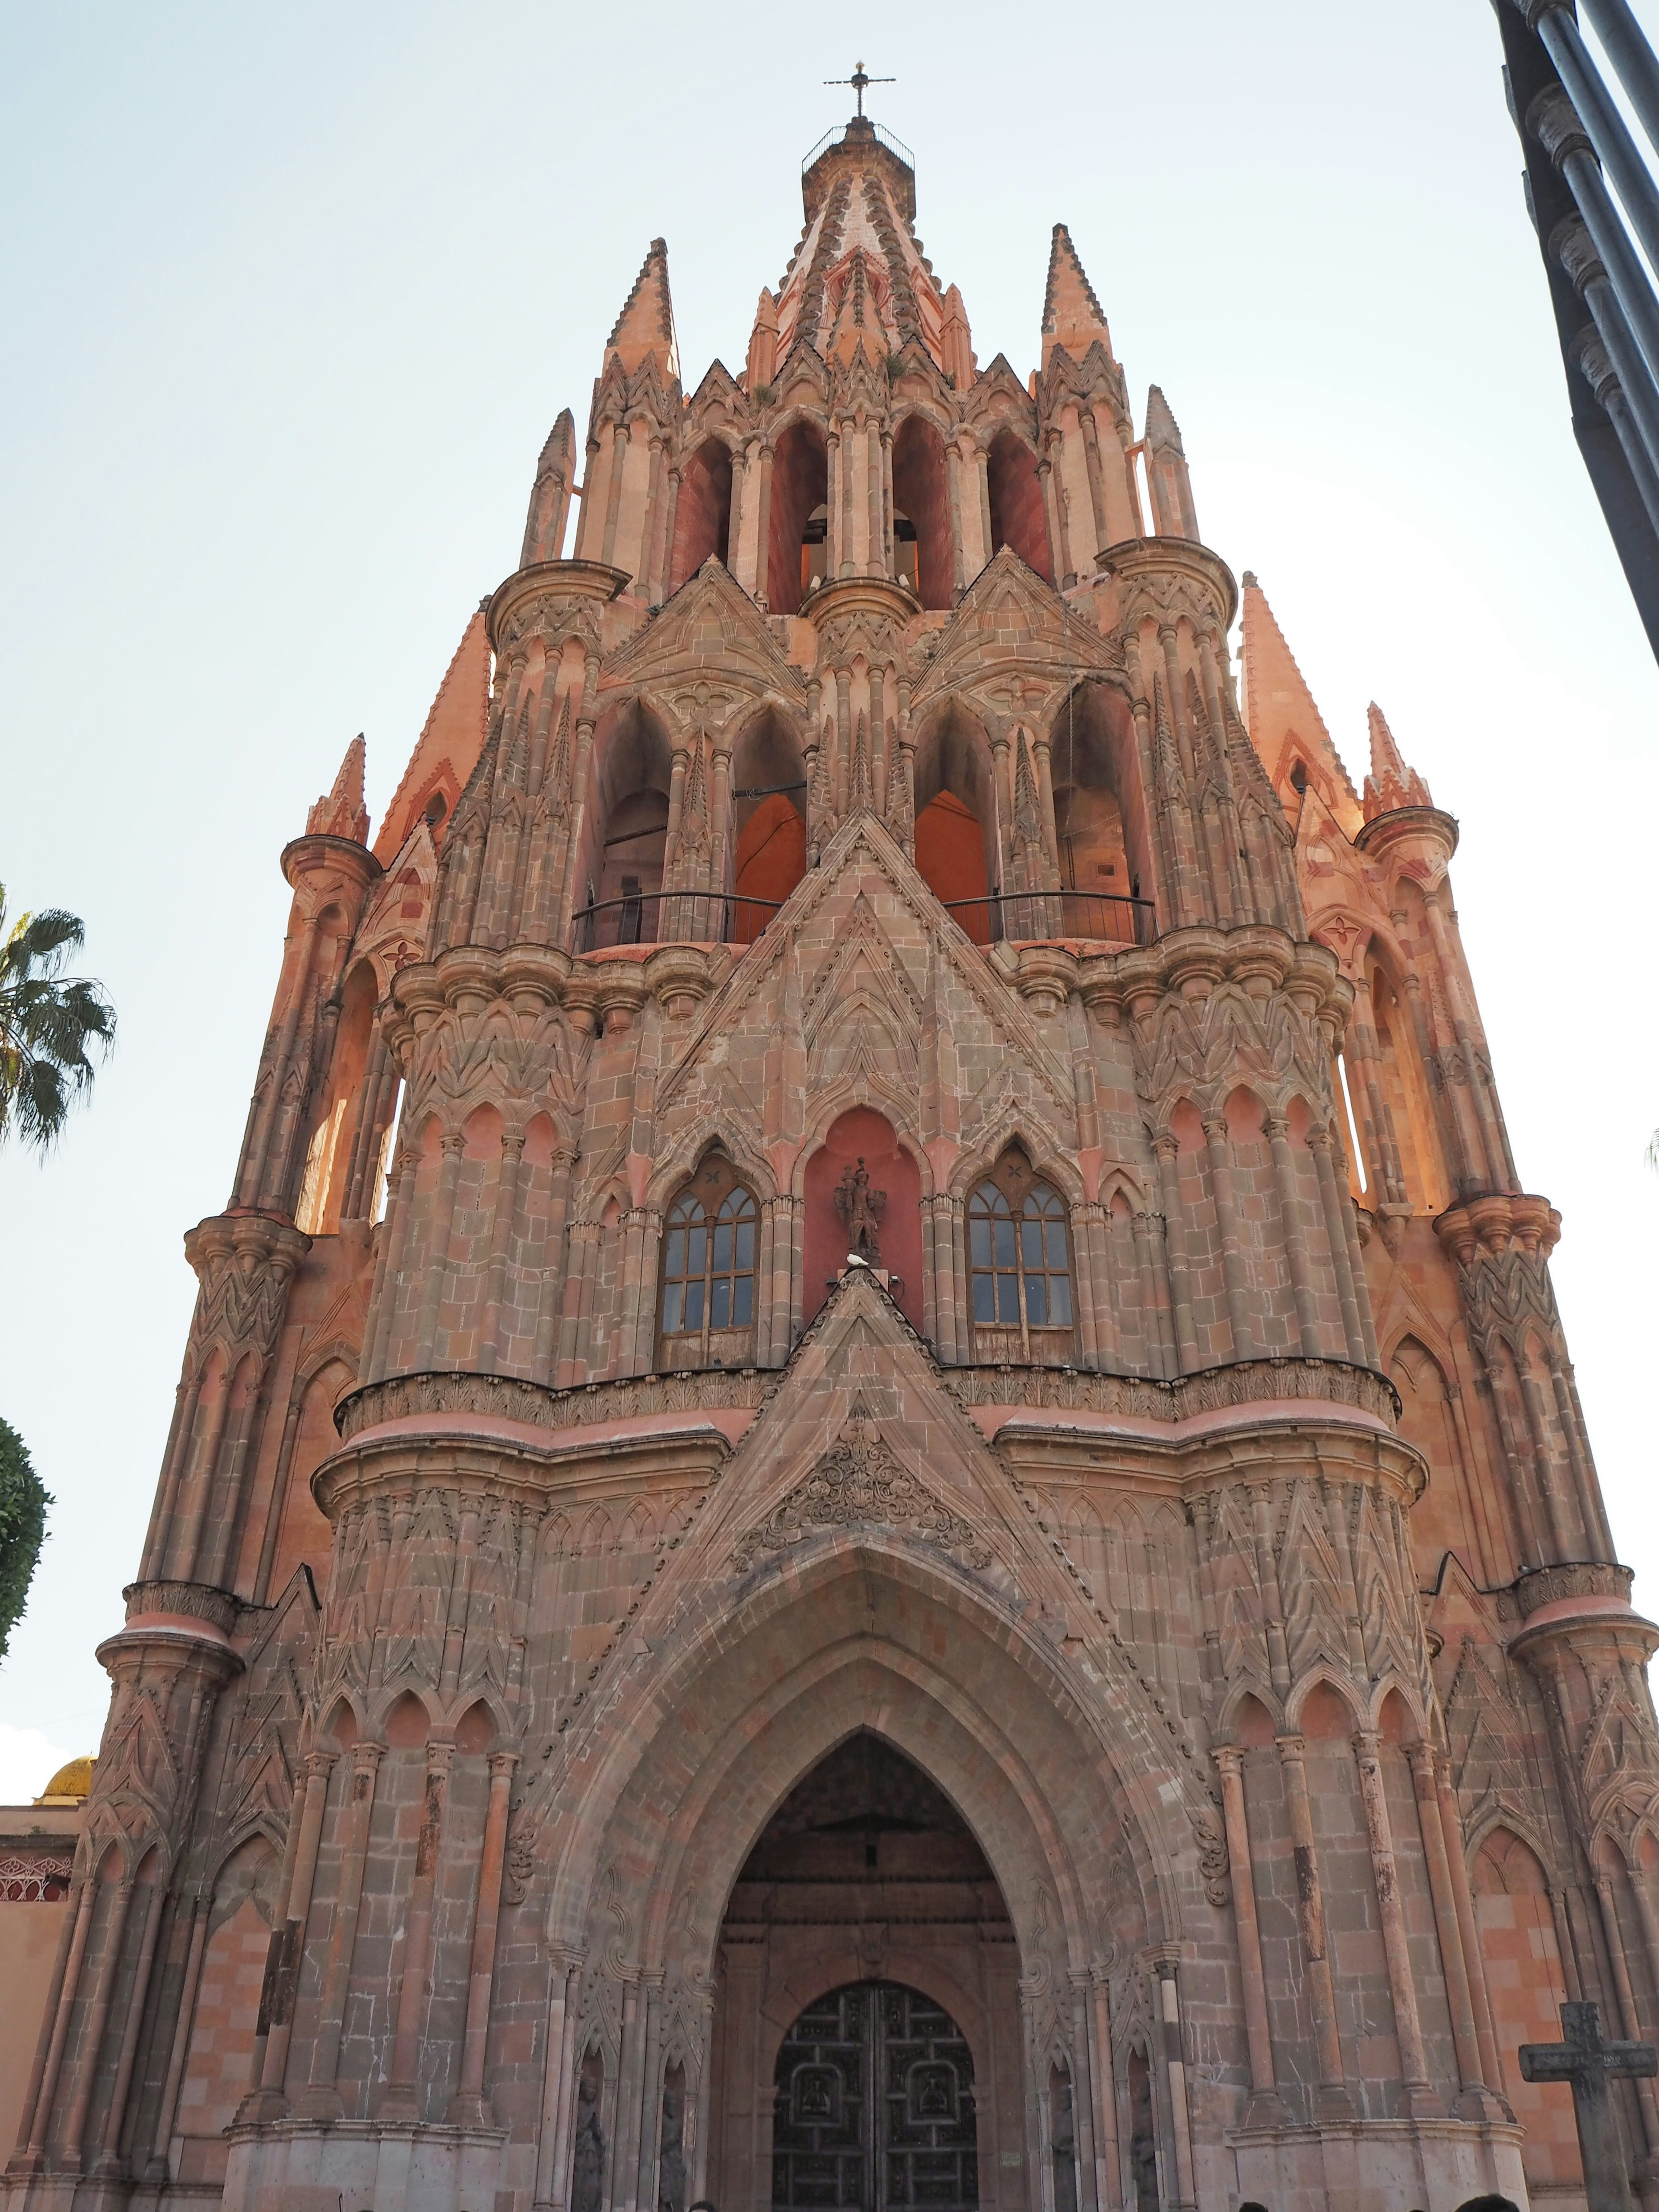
[{"left": 0, "top": 886, "right": 116, "bottom": 1152}]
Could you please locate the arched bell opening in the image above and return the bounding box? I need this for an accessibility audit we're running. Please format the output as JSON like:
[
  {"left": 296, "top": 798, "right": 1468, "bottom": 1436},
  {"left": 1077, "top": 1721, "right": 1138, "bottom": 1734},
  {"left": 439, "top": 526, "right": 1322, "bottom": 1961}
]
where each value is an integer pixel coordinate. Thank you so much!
[
  {"left": 669, "top": 439, "right": 735, "bottom": 592},
  {"left": 731, "top": 705, "right": 807, "bottom": 937},
  {"left": 911, "top": 701, "right": 997, "bottom": 940},
  {"left": 769, "top": 420, "right": 831, "bottom": 614},
  {"left": 570, "top": 699, "right": 674, "bottom": 950},
  {"left": 892, "top": 414, "right": 953, "bottom": 609},
  {"left": 710, "top": 1733, "right": 1017, "bottom": 2212},
  {"left": 985, "top": 430, "right": 1052, "bottom": 582},
  {"left": 1048, "top": 681, "right": 1156, "bottom": 944}
]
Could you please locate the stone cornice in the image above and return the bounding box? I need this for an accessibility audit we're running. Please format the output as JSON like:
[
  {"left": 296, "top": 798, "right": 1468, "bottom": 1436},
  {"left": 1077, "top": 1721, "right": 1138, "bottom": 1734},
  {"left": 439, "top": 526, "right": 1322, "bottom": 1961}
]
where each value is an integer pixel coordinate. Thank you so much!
[
  {"left": 486, "top": 559, "right": 630, "bottom": 653},
  {"left": 1095, "top": 536, "right": 1238, "bottom": 632},
  {"left": 338, "top": 1352, "right": 1398, "bottom": 1451},
  {"left": 1353, "top": 804, "right": 1460, "bottom": 865}
]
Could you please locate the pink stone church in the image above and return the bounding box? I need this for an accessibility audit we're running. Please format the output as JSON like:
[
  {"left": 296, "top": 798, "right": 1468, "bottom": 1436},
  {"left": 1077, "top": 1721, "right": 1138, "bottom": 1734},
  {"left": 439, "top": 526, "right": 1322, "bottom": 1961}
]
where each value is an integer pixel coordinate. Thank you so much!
[{"left": 6, "top": 101, "right": 1652, "bottom": 2212}]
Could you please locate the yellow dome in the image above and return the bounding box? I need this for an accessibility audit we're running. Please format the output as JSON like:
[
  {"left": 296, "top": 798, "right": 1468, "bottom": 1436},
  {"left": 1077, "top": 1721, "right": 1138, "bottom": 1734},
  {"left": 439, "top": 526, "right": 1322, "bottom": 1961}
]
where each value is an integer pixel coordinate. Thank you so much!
[{"left": 35, "top": 1756, "right": 95, "bottom": 1805}]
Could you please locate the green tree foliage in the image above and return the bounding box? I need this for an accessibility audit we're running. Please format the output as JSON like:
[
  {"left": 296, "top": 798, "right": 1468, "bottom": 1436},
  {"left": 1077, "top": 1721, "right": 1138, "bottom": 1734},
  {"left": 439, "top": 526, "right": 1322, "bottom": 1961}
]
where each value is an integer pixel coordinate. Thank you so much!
[
  {"left": 0, "top": 884, "right": 117, "bottom": 1152},
  {"left": 0, "top": 1421, "right": 50, "bottom": 1663}
]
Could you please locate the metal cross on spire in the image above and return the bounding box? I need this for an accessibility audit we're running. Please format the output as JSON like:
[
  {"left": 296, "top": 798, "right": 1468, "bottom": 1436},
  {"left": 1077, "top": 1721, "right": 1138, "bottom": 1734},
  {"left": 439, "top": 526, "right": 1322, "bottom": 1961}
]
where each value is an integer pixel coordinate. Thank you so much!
[{"left": 824, "top": 60, "right": 894, "bottom": 118}]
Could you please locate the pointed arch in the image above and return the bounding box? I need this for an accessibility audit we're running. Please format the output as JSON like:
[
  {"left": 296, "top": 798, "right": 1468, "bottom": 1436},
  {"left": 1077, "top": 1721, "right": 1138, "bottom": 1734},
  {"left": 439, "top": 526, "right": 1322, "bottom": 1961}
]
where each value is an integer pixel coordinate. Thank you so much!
[
  {"left": 767, "top": 416, "right": 830, "bottom": 614},
  {"left": 891, "top": 411, "right": 953, "bottom": 608},
  {"left": 909, "top": 697, "right": 997, "bottom": 931},
  {"left": 1048, "top": 678, "right": 1155, "bottom": 937},
  {"left": 985, "top": 427, "right": 1052, "bottom": 581},
  {"left": 570, "top": 697, "right": 676, "bottom": 947},
  {"left": 668, "top": 437, "right": 735, "bottom": 591}
]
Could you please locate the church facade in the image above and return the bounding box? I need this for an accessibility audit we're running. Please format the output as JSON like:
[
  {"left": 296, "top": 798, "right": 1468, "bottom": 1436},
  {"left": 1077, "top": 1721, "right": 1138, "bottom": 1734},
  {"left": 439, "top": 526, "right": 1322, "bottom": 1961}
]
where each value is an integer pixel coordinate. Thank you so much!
[{"left": 9, "top": 109, "right": 1657, "bottom": 2212}]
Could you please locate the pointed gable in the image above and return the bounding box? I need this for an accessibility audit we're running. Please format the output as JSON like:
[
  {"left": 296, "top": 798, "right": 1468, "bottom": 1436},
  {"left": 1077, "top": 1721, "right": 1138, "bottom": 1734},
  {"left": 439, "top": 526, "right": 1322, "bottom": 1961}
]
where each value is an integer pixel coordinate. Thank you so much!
[
  {"left": 1042, "top": 222, "right": 1112, "bottom": 369},
  {"left": 603, "top": 557, "right": 804, "bottom": 702},
  {"left": 373, "top": 606, "right": 492, "bottom": 864},
  {"left": 911, "top": 544, "right": 1112, "bottom": 712},
  {"left": 607, "top": 236, "right": 679, "bottom": 381},
  {"left": 1239, "top": 572, "right": 1362, "bottom": 837}
]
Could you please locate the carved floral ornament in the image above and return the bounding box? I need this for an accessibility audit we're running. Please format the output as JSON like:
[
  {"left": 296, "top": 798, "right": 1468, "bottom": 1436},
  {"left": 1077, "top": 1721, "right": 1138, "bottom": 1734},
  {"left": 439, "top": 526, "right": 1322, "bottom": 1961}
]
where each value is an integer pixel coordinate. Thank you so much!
[{"left": 733, "top": 1403, "right": 992, "bottom": 1573}]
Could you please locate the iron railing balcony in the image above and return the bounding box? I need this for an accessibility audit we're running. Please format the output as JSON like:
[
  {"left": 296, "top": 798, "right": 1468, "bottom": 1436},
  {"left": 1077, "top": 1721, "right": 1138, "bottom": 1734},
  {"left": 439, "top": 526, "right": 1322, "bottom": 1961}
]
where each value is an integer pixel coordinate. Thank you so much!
[
  {"left": 568, "top": 887, "right": 1157, "bottom": 957},
  {"left": 569, "top": 891, "right": 783, "bottom": 954},
  {"left": 944, "top": 890, "right": 1157, "bottom": 948}
]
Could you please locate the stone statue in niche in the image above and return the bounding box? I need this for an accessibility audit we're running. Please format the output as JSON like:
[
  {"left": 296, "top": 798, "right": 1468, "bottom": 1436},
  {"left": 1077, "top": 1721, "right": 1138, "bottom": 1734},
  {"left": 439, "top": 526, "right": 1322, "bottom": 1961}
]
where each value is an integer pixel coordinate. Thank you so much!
[
  {"left": 572, "top": 2060, "right": 607, "bottom": 2212},
  {"left": 834, "top": 1157, "right": 886, "bottom": 1262},
  {"left": 658, "top": 2075, "right": 687, "bottom": 2212}
]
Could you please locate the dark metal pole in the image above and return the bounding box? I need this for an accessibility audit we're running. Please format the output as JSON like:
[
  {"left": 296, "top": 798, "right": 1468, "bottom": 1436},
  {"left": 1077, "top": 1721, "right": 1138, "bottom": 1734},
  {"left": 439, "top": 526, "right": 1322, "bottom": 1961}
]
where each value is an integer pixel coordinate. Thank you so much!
[
  {"left": 1579, "top": 0, "right": 1659, "bottom": 165},
  {"left": 1553, "top": 212, "right": 1659, "bottom": 474},
  {"left": 1575, "top": 324, "right": 1659, "bottom": 534},
  {"left": 1531, "top": 86, "right": 1659, "bottom": 394},
  {"left": 1534, "top": 3, "right": 1659, "bottom": 274}
]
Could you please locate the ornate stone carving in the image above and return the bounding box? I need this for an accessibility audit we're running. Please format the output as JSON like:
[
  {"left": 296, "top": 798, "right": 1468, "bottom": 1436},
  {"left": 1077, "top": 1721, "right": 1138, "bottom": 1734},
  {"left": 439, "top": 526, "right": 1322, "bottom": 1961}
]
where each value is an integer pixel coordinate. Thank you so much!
[
  {"left": 123, "top": 1579, "right": 240, "bottom": 1632},
  {"left": 1516, "top": 1562, "right": 1634, "bottom": 1618},
  {"left": 833, "top": 1156, "right": 887, "bottom": 1262},
  {"left": 734, "top": 1404, "right": 992, "bottom": 1572}
]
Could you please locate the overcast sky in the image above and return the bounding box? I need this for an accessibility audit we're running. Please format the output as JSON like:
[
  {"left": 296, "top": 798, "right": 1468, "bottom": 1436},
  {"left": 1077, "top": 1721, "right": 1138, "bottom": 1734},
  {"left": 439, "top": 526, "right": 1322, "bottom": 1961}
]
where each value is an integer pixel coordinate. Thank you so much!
[{"left": 3, "top": 1, "right": 1657, "bottom": 1795}]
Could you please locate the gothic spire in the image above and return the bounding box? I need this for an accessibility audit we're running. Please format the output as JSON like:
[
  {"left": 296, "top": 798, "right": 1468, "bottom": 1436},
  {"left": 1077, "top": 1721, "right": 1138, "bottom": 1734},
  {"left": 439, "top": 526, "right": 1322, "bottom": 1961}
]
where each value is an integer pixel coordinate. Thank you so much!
[
  {"left": 521, "top": 408, "right": 577, "bottom": 568},
  {"left": 606, "top": 236, "right": 679, "bottom": 381},
  {"left": 1041, "top": 222, "right": 1112, "bottom": 369},
  {"left": 306, "top": 733, "right": 369, "bottom": 845},
  {"left": 373, "top": 607, "right": 492, "bottom": 864},
  {"left": 1144, "top": 386, "right": 1199, "bottom": 541},
  {"left": 1238, "top": 574, "right": 1363, "bottom": 835},
  {"left": 1362, "top": 701, "right": 1434, "bottom": 820}
]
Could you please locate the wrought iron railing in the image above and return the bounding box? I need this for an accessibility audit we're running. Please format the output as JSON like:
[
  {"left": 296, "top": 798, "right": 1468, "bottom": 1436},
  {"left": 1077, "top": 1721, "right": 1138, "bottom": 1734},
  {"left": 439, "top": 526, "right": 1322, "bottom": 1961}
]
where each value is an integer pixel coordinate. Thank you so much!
[
  {"left": 569, "top": 892, "right": 783, "bottom": 954},
  {"left": 800, "top": 118, "right": 915, "bottom": 174},
  {"left": 944, "top": 890, "right": 1157, "bottom": 948}
]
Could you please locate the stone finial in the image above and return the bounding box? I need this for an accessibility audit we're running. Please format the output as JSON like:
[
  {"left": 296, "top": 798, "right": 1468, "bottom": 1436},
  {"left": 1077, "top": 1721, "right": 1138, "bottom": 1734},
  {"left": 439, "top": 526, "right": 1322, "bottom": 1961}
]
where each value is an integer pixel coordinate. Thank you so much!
[
  {"left": 306, "top": 733, "right": 369, "bottom": 845},
  {"left": 746, "top": 289, "right": 779, "bottom": 393},
  {"left": 1042, "top": 222, "right": 1111, "bottom": 369},
  {"left": 1361, "top": 701, "right": 1433, "bottom": 821},
  {"left": 521, "top": 408, "right": 577, "bottom": 568},
  {"left": 606, "top": 236, "right": 679, "bottom": 381},
  {"left": 1145, "top": 385, "right": 1199, "bottom": 541},
  {"left": 941, "top": 283, "right": 975, "bottom": 391}
]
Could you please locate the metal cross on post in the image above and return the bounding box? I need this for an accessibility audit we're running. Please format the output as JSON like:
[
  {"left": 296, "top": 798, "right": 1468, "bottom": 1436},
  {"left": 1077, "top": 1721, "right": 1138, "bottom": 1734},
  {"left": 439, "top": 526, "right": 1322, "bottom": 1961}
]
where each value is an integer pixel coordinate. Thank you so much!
[
  {"left": 1520, "top": 2001, "right": 1659, "bottom": 2210},
  {"left": 823, "top": 60, "right": 895, "bottom": 118}
]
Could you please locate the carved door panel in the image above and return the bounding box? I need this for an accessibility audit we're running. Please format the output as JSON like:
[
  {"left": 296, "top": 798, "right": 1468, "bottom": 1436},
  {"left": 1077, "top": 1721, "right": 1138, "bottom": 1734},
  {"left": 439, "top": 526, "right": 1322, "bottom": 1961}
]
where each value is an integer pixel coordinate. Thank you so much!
[{"left": 772, "top": 1981, "right": 977, "bottom": 2212}]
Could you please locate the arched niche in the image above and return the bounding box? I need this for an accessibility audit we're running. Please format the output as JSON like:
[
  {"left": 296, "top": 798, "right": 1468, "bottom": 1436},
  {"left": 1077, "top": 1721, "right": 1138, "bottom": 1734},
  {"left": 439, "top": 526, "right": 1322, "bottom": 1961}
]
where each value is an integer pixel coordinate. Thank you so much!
[
  {"left": 802, "top": 1108, "right": 923, "bottom": 1332},
  {"left": 731, "top": 706, "right": 807, "bottom": 933},
  {"left": 911, "top": 701, "right": 997, "bottom": 939},
  {"left": 570, "top": 700, "right": 674, "bottom": 945},
  {"left": 669, "top": 439, "right": 734, "bottom": 593},
  {"left": 768, "top": 420, "right": 830, "bottom": 615},
  {"left": 986, "top": 429, "right": 1052, "bottom": 582},
  {"left": 892, "top": 414, "right": 953, "bottom": 610},
  {"left": 1048, "top": 681, "right": 1155, "bottom": 941},
  {"left": 1472, "top": 1827, "right": 1577, "bottom": 2195}
]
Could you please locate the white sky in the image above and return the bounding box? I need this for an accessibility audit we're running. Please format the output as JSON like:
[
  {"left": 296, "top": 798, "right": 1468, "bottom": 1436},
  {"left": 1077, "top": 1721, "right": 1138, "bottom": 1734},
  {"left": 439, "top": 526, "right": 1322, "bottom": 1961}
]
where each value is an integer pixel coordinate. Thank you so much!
[{"left": 3, "top": 1, "right": 1657, "bottom": 1789}]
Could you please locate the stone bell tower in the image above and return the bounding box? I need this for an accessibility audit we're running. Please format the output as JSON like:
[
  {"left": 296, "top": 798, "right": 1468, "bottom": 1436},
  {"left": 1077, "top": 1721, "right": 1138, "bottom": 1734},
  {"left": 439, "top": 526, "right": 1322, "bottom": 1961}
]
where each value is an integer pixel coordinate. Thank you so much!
[{"left": 9, "top": 96, "right": 1658, "bottom": 2212}]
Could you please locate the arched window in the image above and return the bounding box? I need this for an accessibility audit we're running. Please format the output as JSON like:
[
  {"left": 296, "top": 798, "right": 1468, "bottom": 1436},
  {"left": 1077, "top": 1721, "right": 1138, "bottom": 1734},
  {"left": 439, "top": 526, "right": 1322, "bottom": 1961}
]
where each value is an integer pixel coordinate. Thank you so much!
[
  {"left": 967, "top": 1148, "right": 1074, "bottom": 1361},
  {"left": 657, "top": 1152, "right": 760, "bottom": 1370}
]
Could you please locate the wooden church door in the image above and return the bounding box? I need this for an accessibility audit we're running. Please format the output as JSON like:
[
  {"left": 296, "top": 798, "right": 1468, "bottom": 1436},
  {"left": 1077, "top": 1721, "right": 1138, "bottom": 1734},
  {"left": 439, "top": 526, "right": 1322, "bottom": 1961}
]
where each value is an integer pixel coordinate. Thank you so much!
[{"left": 771, "top": 1981, "right": 979, "bottom": 2212}]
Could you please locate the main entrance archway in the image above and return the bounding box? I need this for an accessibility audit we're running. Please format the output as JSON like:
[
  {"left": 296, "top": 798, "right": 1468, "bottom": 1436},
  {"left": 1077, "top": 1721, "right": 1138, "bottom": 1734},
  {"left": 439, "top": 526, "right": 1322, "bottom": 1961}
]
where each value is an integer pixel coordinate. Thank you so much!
[
  {"left": 772, "top": 1982, "right": 977, "bottom": 2212},
  {"left": 706, "top": 1732, "right": 1027, "bottom": 2212}
]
